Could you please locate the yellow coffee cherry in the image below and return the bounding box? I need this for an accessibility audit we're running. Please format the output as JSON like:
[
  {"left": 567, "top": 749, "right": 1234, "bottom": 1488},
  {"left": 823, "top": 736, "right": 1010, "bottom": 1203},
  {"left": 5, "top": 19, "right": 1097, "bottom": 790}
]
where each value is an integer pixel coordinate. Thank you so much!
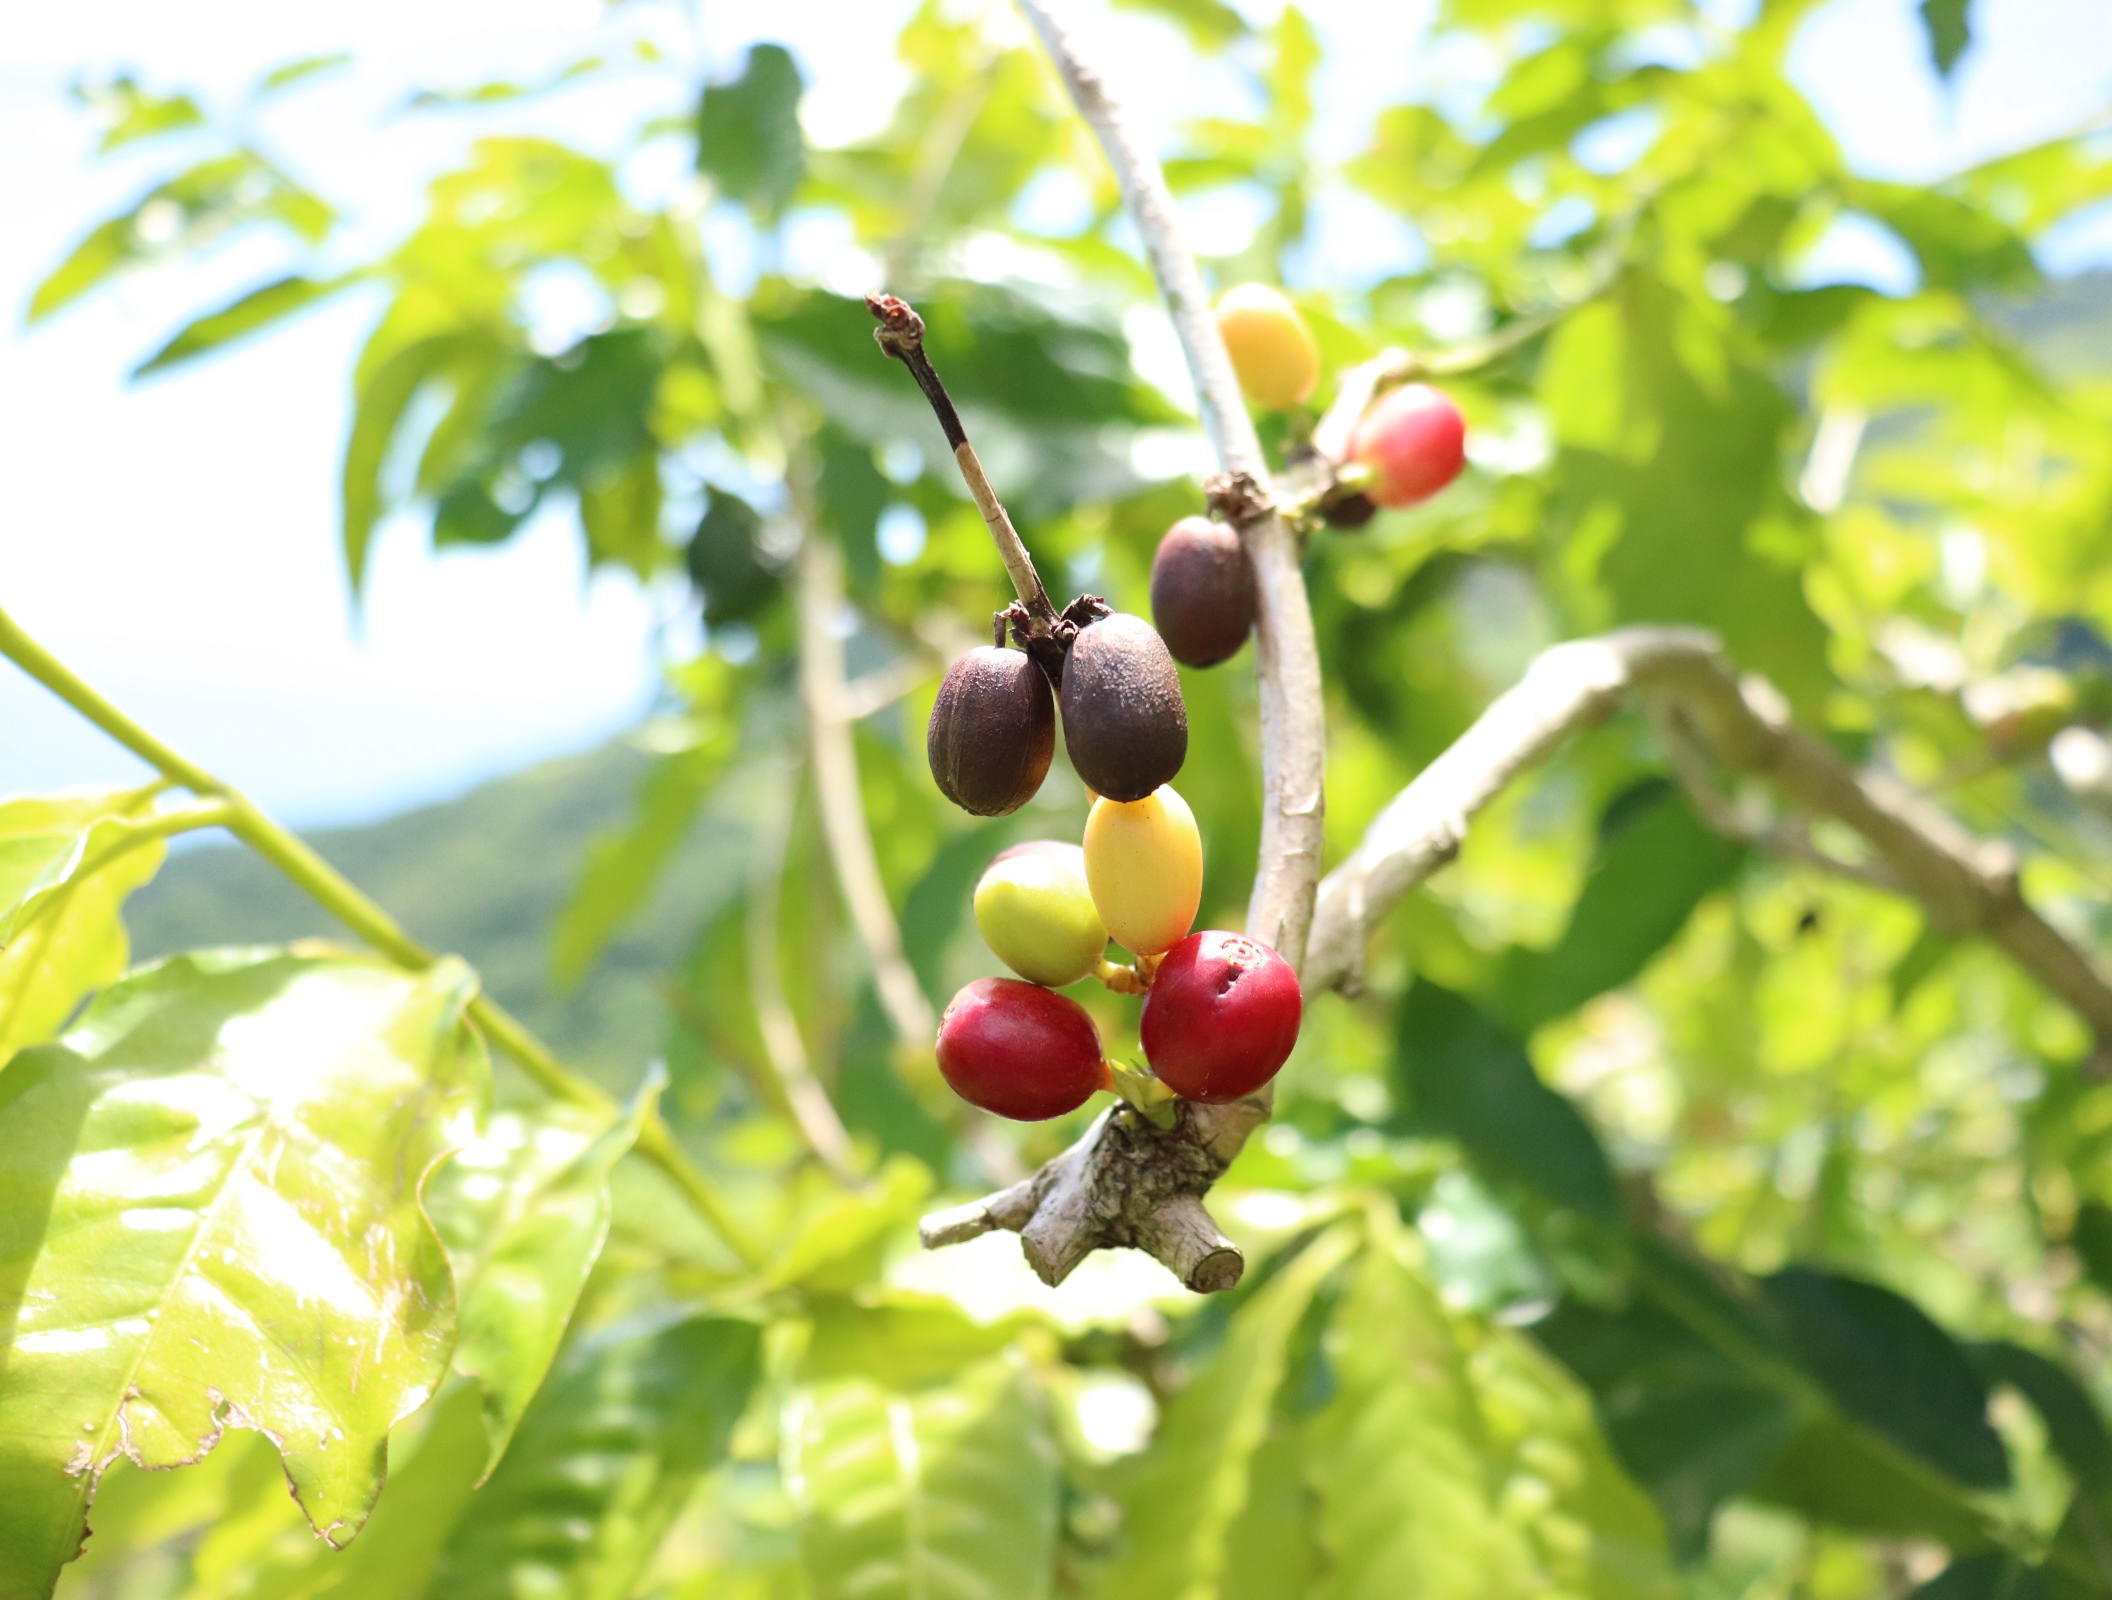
[
  {"left": 1082, "top": 785, "right": 1203, "bottom": 958},
  {"left": 973, "top": 842, "right": 1108, "bottom": 988},
  {"left": 1215, "top": 283, "right": 1320, "bottom": 410}
]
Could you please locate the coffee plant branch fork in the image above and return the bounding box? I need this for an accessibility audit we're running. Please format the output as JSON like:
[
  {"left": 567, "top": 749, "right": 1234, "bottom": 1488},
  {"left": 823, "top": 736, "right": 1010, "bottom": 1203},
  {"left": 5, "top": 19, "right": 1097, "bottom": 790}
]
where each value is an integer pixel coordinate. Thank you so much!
[
  {"left": 0, "top": 602, "right": 765, "bottom": 1268},
  {"left": 910, "top": 4, "right": 2112, "bottom": 1300},
  {"left": 1301, "top": 625, "right": 2112, "bottom": 1045},
  {"left": 890, "top": 0, "right": 1327, "bottom": 1295}
]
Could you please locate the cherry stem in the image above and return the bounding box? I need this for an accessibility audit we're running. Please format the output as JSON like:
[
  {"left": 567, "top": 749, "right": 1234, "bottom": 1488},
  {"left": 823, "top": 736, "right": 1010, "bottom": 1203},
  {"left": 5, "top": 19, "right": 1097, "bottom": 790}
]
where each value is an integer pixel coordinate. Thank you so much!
[
  {"left": 1093, "top": 957, "right": 1150, "bottom": 995},
  {"left": 867, "top": 293, "right": 1062, "bottom": 642}
]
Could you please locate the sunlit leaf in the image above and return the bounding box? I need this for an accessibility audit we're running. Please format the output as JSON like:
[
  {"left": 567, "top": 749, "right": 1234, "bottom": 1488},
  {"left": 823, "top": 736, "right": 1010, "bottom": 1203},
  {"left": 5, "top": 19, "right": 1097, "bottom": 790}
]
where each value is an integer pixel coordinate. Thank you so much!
[
  {"left": 73, "top": 75, "right": 205, "bottom": 153},
  {"left": 431, "top": 1311, "right": 763, "bottom": 1599},
  {"left": 134, "top": 273, "right": 357, "bottom": 377},
  {"left": 802, "top": 1293, "right": 1019, "bottom": 1390},
  {"left": 29, "top": 153, "right": 334, "bottom": 324},
  {"left": 257, "top": 53, "right": 352, "bottom": 96},
  {"left": 1307, "top": 1225, "right": 1522, "bottom": 1597},
  {"left": 789, "top": 1356, "right": 1059, "bottom": 1600},
  {"left": 1097, "top": 1226, "right": 1359, "bottom": 1599},
  {"left": 1474, "top": 1329, "right": 1683, "bottom": 1597},
  {"left": 0, "top": 949, "right": 486, "bottom": 1597},
  {"left": 431, "top": 1069, "right": 661, "bottom": 1478},
  {"left": 0, "top": 791, "right": 169, "bottom": 1070},
  {"left": 1110, "top": 0, "right": 1248, "bottom": 50},
  {"left": 1490, "top": 781, "right": 1742, "bottom": 1034},
  {"left": 765, "top": 1158, "right": 932, "bottom": 1294}
]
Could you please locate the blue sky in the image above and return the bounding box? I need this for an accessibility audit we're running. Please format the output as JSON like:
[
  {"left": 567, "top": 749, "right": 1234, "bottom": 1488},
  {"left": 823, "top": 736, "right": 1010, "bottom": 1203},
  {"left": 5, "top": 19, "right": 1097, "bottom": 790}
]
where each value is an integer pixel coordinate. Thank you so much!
[{"left": 1, "top": 0, "right": 2109, "bottom": 826}]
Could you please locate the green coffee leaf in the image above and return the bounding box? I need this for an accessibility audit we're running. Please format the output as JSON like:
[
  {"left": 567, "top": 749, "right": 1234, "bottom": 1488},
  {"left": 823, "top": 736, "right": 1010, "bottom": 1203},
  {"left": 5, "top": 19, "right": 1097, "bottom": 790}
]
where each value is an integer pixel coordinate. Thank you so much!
[
  {"left": 1393, "top": 982, "right": 1620, "bottom": 1223},
  {"left": 29, "top": 153, "right": 333, "bottom": 324},
  {"left": 0, "top": 797, "right": 168, "bottom": 949},
  {"left": 0, "top": 792, "right": 168, "bottom": 1069},
  {"left": 257, "top": 53, "right": 352, "bottom": 97},
  {"left": 74, "top": 75, "right": 205, "bottom": 154},
  {"left": 342, "top": 329, "right": 501, "bottom": 591},
  {"left": 684, "top": 488, "right": 780, "bottom": 628},
  {"left": 0, "top": 949, "right": 486, "bottom": 1598},
  {"left": 1763, "top": 1267, "right": 2008, "bottom": 1491},
  {"left": 1490, "top": 782, "right": 1742, "bottom": 1034},
  {"left": 802, "top": 1293, "right": 1020, "bottom": 1390},
  {"left": 1097, "top": 1226, "right": 1360, "bottom": 1600},
  {"left": 789, "top": 1357, "right": 1059, "bottom": 1600},
  {"left": 430, "top": 1068, "right": 661, "bottom": 1478},
  {"left": 1471, "top": 1329, "right": 1682, "bottom": 1598},
  {"left": 695, "top": 44, "right": 806, "bottom": 221},
  {"left": 291, "top": 1379, "right": 491, "bottom": 1599},
  {"left": 1533, "top": 1280, "right": 1796, "bottom": 1559},
  {"left": 1919, "top": 0, "right": 1972, "bottom": 80},
  {"left": 1971, "top": 1341, "right": 2112, "bottom": 1489},
  {"left": 1110, "top": 0, "right": 1248, "bottom": 50},
  {"left": 1307, "top": 1227, "right": 1522, "bottom": 1597},
  {"left": 432, "top": 1312, "right": 762, "bottom": 1598},
  {"left": 134, "top": 273, "right": 356, "bottom": 378},
  {"left": 766, "top": 1158, "right": 933, "bottom": 1293}
]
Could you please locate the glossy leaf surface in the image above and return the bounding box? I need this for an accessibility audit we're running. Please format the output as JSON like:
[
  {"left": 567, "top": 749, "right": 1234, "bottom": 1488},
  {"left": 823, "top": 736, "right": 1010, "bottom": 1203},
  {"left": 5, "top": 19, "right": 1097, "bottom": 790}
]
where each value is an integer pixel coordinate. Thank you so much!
[
  {"left": 0, "top": 792, "right": 168, "bottom": 1069},
  {"left": 0, "top": 949, "right": 484, "bottom": 1597},
  {"left": 790, "top": 1356, "right": 1059, "bottom": 1600},
  {"left": 429, "top": 1068, "right": 659, "bottom": 1477}
]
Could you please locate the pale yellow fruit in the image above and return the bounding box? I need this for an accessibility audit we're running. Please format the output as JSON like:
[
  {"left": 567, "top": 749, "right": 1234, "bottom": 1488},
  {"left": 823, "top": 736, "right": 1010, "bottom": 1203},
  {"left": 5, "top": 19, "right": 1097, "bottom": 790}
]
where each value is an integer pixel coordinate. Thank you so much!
[
  {"left": 1082, "top": 785, "right": 1203, "bottom": 957},
  {"left": 1215, "top": 283, "right": 1321, "bottom": 410},
  {"left": 973, "top": 844, "right": 1107, "bottom": 988}
]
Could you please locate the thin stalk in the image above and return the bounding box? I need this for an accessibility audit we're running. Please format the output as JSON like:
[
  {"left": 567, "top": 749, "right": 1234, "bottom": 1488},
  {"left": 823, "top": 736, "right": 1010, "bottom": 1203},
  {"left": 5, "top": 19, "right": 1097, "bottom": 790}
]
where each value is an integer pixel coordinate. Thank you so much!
[
  {"left": 0, "top": 602, "right": 762, "bottom": 1269},
  {"left": 745, "top": 748, "right": 857, "bottom": 1178},
  {"left": 864, "top": 293, "right": 1062, "bottom": 637},
  {"left": 794, "top": 531, "right": 938, "bottom": 1053}
]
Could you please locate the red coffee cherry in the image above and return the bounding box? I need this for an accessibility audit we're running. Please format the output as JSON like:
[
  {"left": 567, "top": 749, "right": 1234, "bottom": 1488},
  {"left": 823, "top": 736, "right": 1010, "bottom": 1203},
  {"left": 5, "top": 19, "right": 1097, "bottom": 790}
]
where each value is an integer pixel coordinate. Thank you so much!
[
  {"left": 1150, "top": 516, "right": 1256, "bottom": 669},
  {"left": 936, "top": 977, "right": 1111, "bottom": 1121},
  {"left": 1140, "top": 932, "right": 1302, "bottom": 1104},
  {"left": 1348, "top": 383, "right": 1466, "bottom": 508},
  {"left": 927, "top": 646, "right": 1055, "bottom": 816}
]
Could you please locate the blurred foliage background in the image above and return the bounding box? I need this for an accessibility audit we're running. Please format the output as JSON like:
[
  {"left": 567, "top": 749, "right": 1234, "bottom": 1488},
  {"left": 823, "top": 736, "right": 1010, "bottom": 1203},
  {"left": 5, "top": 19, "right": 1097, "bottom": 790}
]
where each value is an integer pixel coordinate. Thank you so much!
[{"left": 7, "top": 0, "right": 2112, "bottom": 1596}]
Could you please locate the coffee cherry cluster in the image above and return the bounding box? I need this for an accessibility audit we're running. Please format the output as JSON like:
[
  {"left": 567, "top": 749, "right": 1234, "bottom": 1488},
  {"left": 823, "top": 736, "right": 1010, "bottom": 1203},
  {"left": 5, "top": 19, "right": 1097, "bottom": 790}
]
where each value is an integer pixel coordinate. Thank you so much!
[
  {"left": 934, "top": 781, "right": 1303, "bottom": 1122},
  {"left": 1211, "top": 280, "right": 1470, "bottom": 528},
  {"left": 927, "top": 597, "right": 1188, "bottom": 817},
  {"left": 910, "top": 286, "right": 1486, "bottom": 1131}
]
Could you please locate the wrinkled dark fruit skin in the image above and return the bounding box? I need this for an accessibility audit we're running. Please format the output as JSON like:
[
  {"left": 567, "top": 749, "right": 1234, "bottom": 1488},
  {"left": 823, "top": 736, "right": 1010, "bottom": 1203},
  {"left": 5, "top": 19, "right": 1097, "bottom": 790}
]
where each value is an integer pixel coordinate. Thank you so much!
[
  {"left": 1059, "top": 613, "right": 1189, "bottom": 802},
  {"left": 937, "top": 977, "right": 1107, "bottom": 1121},
  {"left": 927, "top": 646, "right": 1055, "bottom": 816},
  {"left": 1142, "top": 931, "right": 1303, "bottom": 1103},
  {"left": 1150, "top": 516, "right": 1257, "bottom": 668}
]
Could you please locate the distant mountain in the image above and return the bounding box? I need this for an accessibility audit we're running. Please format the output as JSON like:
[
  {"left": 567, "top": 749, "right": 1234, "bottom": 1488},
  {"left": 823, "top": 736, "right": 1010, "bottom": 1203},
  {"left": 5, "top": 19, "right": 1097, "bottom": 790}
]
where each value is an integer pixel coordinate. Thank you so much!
[{"left": 126, "top": 741, "right": 746, "bottom": 1088}]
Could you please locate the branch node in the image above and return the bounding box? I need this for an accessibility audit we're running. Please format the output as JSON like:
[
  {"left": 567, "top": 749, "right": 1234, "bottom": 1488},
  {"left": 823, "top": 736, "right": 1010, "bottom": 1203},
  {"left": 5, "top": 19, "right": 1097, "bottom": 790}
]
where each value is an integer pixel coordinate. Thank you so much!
[{"left": 1204, "top": 470, "right": 1274, "bottom": 529}]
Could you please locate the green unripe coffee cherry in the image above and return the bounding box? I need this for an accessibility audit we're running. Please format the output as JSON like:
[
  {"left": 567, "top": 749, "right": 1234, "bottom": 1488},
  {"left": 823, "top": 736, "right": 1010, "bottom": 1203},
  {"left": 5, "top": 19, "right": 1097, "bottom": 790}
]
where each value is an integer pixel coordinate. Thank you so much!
[{"left": 973, "top": 841, "right": 1108, "bottom": 988}]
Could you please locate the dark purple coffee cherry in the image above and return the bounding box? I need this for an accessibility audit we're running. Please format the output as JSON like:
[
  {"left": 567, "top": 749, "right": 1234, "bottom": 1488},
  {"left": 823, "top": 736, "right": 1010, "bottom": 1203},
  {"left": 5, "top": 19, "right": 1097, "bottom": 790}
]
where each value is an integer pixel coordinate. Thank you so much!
[
  {"left": 928, "top": 647, "right": 1055, "bottom": 816},
  {"left": 1322, "top": 490, "right": 1379, "bottom": 531},
  {"left": 1059, "top": 612, "right": 1187, "bottom": 802},
  {"left": 1150, "top": 516, "right": 1256, "bottom": 669}
]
